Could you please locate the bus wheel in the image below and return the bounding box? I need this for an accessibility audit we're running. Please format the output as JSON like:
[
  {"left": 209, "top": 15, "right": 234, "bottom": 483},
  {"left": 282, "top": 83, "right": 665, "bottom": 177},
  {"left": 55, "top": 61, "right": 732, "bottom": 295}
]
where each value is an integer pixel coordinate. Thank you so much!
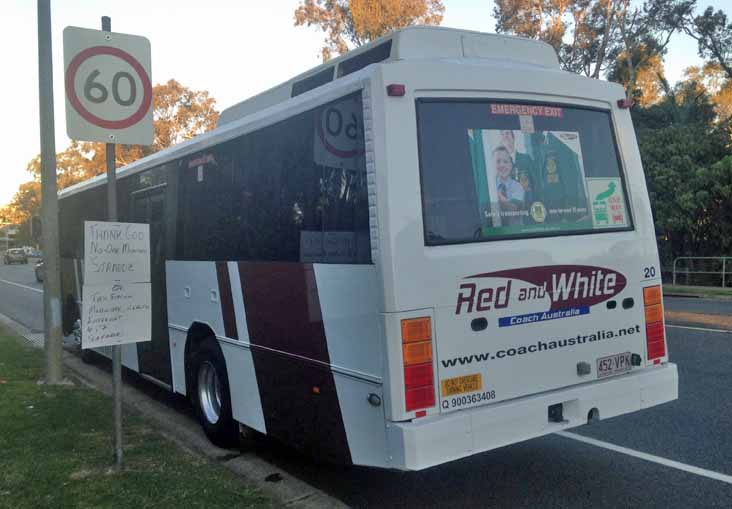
[{"left": 191, "top": 339, "right": 239, "bottom": 448}]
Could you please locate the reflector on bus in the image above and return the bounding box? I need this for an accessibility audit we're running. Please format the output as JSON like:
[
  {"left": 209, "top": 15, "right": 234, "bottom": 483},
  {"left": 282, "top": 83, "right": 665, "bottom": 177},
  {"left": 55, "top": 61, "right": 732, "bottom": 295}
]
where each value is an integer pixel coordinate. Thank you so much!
[
  {"left": 643, "top": 285, "right": 666, "bottom": 362},
  {"left": 401, "top": 317, "right": 436, "bottom": 412}
]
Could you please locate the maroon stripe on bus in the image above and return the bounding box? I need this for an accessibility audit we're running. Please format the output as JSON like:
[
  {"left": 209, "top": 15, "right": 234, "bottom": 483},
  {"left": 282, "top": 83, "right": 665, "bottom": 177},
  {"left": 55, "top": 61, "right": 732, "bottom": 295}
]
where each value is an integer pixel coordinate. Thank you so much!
[
  {"left": 238, "top": 262, "right": 352, "bottom": 464},
  {"left": 237, "top": 262, "right": 329, "bottom": 361},
  {"left": 215, "top": 262, "right": 238, "bottom": 340}
]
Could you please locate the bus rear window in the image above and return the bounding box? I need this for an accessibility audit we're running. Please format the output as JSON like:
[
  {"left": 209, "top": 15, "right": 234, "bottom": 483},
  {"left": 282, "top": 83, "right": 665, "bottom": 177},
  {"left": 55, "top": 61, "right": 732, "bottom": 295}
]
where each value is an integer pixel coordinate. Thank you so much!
[{"left": 416, "top": 100, "right": 632, "bottom": 245}]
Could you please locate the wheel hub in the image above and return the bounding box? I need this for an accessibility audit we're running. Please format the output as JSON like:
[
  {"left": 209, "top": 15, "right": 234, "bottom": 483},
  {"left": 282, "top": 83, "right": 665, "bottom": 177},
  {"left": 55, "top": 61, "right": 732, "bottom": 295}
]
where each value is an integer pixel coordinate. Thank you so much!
[{"left": 197, "top": 361, "right": 222, "bottom": 424}]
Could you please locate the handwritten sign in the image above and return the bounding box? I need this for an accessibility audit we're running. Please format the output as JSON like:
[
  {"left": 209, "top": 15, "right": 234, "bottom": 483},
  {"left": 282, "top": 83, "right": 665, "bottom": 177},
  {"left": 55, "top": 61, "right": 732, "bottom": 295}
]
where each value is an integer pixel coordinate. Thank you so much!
[
  {"left": 82, "top": 221, "right": 151, "bottom": 349},
  {"left": 84, "top": 221, "right": 150, "bottom": 285},
  {"left": 82, "top": 282, "right": 151, "bottom": 348}
]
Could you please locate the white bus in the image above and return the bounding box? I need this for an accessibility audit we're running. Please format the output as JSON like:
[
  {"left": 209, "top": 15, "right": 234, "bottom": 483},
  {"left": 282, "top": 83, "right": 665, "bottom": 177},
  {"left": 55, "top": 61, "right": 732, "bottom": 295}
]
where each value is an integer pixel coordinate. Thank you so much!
[{"left": 59, "top": 26, "right": 677, "bottom": 470}]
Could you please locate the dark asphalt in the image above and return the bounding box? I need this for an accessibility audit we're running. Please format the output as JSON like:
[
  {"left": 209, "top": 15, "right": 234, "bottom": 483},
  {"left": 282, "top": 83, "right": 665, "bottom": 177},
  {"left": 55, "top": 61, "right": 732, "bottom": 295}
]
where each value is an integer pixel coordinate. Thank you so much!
[
  {"left": 664, "top": 296, "right": 732, "bottom": 317},
  {"left": 2, "top": 267, "right": 731, "bottom": 507},
  {"left": 0, "top": 259, "right": 44, "bottom": 331},
  {"left": 575, "top": 328, "right": 732, "bottom": 474}
]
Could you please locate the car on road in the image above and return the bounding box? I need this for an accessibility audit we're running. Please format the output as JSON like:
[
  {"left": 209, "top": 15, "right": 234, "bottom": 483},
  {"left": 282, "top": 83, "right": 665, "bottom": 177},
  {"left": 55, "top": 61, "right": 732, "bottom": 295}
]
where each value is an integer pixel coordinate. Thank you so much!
[
  {"left": 3, "top": 248, "right": 28, "bottom": 265},
  {"left": 35, "top": 259, "right": 44, "bottom": 282}
]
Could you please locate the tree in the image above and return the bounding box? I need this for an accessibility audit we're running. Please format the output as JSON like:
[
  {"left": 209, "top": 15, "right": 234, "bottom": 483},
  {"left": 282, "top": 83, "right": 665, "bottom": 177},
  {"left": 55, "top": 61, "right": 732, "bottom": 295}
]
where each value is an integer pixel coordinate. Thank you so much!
[
  {"left": 294, "top": 0, "right": 444, "bottom": 61},
  {"left": 683, "top": 62, "right": 732, "bottom": 120},
  {"left": 615, "top": 0, "right": 695, "bottom": 100},
  {"left": 7, "top": 80, "right": 219, "bottom": 224},
  {"left": 633, "top": 53, "right": 665, "bottom": 106},
  {"left": 686, "top": 6, "right": 732, "bottom": 80},
  {"left": 0, "top": 207, "right": 12, "bottom": 223},
  {"left": 2, "top": 182, "right": 41, "bottom": 226},
  {"left": 494, "top": 0, "right": 621, "bottom": 78},
  {"left": 493, "top": 0, "right": 694, "bottom": 98},
  {"left": 642, "top": 133, "right": 732, "bottom": 262},
  {"left": 633, "top": 75, "right": 732, "bottom": 263},
  {"left": 608, "top": 46, "right": 666, "bottom": 106},
  {"left": 631, "top": 72, "right": 717, "bottom": 129}
]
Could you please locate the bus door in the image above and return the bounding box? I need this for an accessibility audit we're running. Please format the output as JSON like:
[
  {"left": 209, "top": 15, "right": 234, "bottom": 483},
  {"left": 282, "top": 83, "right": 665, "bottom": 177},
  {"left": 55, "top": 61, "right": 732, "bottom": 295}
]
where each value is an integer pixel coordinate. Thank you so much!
[{"left": 132, "top": 189, "right": 172, "bottom": 385}]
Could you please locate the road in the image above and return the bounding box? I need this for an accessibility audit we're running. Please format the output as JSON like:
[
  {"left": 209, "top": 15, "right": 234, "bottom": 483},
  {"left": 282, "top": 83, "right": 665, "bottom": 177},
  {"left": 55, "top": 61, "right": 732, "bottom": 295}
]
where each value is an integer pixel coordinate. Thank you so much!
[
  {"left": 1, "top": 262, "right": 730, "bottom": 507},
  {"left": 664, "top": 296, "right": 732, "bottom": 317},
  {"left": 0, "top": 258, "right": 43, "bottom": 331}
]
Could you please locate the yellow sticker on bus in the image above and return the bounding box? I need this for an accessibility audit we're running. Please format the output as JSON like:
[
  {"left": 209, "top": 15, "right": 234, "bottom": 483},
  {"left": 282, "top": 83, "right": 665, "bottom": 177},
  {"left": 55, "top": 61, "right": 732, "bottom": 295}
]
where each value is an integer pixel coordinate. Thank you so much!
[{"left": 441, "top": 374, "right": 483, "bottom": 396}]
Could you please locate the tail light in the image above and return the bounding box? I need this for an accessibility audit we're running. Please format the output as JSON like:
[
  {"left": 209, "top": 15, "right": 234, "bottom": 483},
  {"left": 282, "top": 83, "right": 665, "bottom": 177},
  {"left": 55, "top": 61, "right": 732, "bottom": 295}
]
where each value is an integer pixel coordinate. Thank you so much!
[
  {"left": 643, "top": 285, "right": 666, "bottom": 363},
  {"left": 401, "top": 317, "right": 436, "bottom": 413}
]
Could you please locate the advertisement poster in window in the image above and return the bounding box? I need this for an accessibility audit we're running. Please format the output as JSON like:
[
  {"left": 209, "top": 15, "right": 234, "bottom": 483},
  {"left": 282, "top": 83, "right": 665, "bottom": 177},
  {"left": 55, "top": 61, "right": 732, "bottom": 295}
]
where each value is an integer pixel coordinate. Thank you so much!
[
  {"left": 587, "top": 177, "right": 628, "bottom": 228},
  {"left": 467, "top": 125, "right": 592, "bottom": 238}
]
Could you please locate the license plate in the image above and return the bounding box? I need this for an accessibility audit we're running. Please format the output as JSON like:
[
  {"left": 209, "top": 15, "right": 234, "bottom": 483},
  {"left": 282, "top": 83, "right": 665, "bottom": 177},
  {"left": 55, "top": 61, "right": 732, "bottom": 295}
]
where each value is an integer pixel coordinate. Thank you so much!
[
  {"left": 441, "top": 373, "right": 482, "bottom": 396},
  {"left": 596, "top": 352, "right": 632, "bottom": 378}
]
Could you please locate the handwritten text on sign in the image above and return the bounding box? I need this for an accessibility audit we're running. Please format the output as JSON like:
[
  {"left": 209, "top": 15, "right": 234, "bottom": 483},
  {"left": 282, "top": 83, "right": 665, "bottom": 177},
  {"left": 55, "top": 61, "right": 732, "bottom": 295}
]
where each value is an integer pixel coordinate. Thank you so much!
[
  {"left": 83, "top": 221, "right": 151, "bottom": 348},
  {"left": 82, "top": 282, "right": 151, "bottom": 348},
  {"left": 84, "top": 221, "right": 150, "bottom": 285}
]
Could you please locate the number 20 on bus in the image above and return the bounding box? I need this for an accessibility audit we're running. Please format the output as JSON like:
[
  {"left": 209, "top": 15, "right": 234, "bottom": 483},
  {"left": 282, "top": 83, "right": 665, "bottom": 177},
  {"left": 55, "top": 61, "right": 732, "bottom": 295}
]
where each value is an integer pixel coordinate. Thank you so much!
[{"left": 63, "top": 26, "right": 153, "bottom": 146}]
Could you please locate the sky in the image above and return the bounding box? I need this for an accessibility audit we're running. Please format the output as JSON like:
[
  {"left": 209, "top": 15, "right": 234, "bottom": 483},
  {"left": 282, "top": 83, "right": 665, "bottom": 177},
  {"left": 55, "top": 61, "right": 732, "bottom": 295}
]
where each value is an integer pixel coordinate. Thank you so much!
[{"left": 0, "top": 0, "right": 726, "bottom": 207}]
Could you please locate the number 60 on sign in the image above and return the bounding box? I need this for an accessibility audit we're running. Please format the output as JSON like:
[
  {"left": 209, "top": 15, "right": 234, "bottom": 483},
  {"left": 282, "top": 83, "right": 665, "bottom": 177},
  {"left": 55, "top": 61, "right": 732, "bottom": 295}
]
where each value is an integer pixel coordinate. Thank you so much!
[{"left": 63, "top": 26, "right": 153, "bottom": 145}]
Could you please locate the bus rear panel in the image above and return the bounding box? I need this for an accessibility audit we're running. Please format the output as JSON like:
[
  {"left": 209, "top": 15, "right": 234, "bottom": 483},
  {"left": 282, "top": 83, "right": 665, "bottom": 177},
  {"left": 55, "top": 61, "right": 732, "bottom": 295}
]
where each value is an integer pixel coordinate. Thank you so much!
[{"left": 375, "top": 45, "right": 676, "bottom": 470}]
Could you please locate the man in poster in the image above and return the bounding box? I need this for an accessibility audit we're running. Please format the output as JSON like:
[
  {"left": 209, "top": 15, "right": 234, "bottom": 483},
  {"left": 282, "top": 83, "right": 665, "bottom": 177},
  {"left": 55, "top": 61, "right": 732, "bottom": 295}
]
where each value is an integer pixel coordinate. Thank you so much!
[{"left": 529, "top": 131, "right": 589, "bottom": 223}]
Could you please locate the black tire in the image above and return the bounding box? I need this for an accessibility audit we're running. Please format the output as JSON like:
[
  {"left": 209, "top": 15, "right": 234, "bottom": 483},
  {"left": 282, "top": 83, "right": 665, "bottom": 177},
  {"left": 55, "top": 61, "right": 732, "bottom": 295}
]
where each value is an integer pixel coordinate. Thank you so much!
[{"left": 190, "top": 338, "right": 239, "bottom": 448}]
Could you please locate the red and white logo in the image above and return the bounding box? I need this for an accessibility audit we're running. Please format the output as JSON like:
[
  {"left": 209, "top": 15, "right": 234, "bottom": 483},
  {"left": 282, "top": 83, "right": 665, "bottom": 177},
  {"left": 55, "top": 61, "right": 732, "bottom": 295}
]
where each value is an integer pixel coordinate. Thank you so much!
[{"left": 455, "top": 265, "right": 626, "bottom": 316}]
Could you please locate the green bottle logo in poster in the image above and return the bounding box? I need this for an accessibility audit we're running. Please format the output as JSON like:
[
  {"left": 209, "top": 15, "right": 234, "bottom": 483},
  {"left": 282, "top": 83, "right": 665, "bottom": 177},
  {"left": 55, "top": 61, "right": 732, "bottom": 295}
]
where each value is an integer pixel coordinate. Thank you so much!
[
  {"left": 592, "top": 181, "right": 615, "bottom": 225},
  {"left": 588, "top": 179, "right": 627, "bottom": 228}
]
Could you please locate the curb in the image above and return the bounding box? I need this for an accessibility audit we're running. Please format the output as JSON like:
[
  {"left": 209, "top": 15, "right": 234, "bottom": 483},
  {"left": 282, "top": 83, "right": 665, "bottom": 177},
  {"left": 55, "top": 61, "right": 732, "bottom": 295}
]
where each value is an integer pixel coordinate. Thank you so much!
[{"left": 0, "top": 311, "right": 347, "bottom": 509}]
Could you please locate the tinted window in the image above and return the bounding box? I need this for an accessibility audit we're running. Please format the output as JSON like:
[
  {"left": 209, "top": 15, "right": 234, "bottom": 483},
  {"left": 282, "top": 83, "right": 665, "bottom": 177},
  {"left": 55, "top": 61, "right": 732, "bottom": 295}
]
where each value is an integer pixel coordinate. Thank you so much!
[
  {"left": 178, "top": 92, "right": 371, "bottom": 263},
  {"left": 59, "top": 186, "right": 107, "bottom": 258},
  {"left": 292, "top": 67, "right": 335, "bottom": 97},
  {"left": 337, "top": 40, "right": 392, "bottom": 77},
  {"left": 417, "top": 100, "right": 632, "bottom": 245}
]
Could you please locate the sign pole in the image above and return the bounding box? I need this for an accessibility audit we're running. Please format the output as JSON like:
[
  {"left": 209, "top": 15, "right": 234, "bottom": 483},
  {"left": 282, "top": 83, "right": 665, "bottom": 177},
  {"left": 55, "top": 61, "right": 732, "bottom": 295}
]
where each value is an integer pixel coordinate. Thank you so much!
[
  {"left": 101, "top": 14, "right": 123, "bottom": 469},
  {"left": 37, "top": 0, "right": 63, "bottom": 384},
  {"left": 63, "top": 16, "right": 152, "bottom": 470}
]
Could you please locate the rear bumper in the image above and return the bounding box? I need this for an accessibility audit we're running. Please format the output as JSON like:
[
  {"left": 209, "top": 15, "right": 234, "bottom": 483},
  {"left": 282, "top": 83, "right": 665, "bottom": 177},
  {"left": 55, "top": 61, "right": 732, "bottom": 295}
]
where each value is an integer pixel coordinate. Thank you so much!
[{"left": 385, "top": 363, "right": 678, "bottom": 471}]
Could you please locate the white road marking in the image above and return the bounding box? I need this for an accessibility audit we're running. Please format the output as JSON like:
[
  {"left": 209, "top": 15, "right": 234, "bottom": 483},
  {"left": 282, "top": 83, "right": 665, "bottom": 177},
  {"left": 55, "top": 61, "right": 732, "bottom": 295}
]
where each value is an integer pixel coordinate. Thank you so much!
[
  {"left": 666, "top": 324, "right": 732, "bottom": 334},
  {"left": 0, "top": 278, "right": 43, "bottom": 294},
  {"left": 558, "top": 431, "right": 732, "bottom": 485}
]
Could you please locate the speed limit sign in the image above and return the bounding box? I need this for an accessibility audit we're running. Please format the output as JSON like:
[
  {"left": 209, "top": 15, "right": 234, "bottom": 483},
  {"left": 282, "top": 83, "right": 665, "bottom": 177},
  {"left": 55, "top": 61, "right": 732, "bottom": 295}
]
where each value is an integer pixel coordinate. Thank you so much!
[
  {"left": 313, "top": 95, "right": 365, "bottom": 171},
  {"left": 63, "top": 26, "right": 153, "bottom": 145}
]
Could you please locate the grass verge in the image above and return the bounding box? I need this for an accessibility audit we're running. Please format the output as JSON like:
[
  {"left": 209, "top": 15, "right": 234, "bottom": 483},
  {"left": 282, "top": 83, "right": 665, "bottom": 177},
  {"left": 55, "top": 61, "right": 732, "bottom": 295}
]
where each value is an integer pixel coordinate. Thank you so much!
[
  {"left": 0, "top": 326, "right": 270, "bottom": 508},
  {"left": 663, "top": 284, "right": 732, "bottom": 300}
]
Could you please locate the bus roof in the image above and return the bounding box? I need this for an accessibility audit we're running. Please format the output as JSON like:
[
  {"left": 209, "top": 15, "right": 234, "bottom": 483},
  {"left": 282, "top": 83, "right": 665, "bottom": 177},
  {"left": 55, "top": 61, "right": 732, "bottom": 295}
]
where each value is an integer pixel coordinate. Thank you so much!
[{"left": 217, "top": 26, "right": 559, "bottom": 126}]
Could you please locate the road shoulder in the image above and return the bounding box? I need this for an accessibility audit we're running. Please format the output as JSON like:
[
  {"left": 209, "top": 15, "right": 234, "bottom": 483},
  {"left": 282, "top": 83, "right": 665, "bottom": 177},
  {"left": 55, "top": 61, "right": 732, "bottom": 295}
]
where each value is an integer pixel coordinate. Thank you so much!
[{"left": 665, "top": 310, "right": 732, "bottom": 331}]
